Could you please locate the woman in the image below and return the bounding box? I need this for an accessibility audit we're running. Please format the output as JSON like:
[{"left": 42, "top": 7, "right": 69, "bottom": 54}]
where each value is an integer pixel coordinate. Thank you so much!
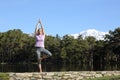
[{"left": 35, "top": 19, "right": 52, "bottom": 72}]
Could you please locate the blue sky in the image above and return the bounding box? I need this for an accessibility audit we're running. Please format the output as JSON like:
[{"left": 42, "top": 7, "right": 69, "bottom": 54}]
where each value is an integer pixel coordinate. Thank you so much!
[{"left": 0, "top": 0, "right": 120, "bottom": 36}]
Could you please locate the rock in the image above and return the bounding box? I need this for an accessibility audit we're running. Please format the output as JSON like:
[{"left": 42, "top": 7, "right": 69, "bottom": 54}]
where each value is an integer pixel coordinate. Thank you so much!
[{"left": 8, "top": 71, "right": 120, "bottom": 80}]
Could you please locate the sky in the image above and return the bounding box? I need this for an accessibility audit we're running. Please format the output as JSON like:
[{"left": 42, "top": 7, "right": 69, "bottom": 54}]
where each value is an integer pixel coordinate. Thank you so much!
[{"left": 0, "top": 0, "right": 120, "bottom": 36}]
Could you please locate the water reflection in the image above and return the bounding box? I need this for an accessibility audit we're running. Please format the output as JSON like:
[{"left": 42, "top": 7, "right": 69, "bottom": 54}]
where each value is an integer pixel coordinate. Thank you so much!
[{"left": 0, "top": 63, "right": 120, "bottom": 72}]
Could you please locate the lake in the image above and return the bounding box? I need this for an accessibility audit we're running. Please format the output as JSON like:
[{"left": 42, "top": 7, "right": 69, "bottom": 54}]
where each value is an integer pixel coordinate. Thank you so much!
[{"left": 0, "top": 63, "right": 120, "bottom": 72}]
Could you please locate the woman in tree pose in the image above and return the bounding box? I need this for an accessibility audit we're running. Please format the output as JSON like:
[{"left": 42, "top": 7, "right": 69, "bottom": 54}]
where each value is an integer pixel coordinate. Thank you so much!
[{"left": 35, "top": 19, "right": 52, "bottom": 72}]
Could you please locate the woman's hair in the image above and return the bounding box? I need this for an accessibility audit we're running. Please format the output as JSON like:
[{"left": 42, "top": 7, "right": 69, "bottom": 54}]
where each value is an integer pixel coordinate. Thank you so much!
[{"left": 37, "top": 28, "right": 42, "bottom": 35}]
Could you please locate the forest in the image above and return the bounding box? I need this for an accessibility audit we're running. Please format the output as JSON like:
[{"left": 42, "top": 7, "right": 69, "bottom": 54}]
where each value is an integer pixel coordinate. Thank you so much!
[{"left": 0, "top": 27, "right": 120, "bottom": 66}]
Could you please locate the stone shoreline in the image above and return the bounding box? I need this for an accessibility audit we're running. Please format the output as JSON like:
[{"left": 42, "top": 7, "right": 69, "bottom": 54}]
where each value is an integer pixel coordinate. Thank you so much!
[{"left": 9, "top": 71, "right": 120, "bottom": 80}]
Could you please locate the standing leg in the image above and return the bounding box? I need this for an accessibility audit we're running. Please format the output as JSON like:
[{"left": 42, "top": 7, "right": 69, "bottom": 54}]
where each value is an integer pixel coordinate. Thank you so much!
[
  {"left": 39, "top": 64, "right": 42, "bottom": 73},
  {"left": 36, "top": 48, "right": 42, "bottom": 72}
]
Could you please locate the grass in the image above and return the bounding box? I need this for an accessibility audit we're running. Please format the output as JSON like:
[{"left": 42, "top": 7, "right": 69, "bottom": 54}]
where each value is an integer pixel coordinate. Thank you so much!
[
  {"left": 0, "top": 73, "right": 9, "bottom": 80},
  {"left": 87, "top": 75, "right": 120, "bottom": 80}
]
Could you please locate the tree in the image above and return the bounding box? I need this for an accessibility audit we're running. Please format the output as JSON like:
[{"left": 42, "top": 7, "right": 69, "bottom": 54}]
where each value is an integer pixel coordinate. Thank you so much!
[
  {"left": 105, "top": 27, "right": 120, "bottom": 63},
  {"left": 85, "top": 36, "right": 96, "bottom": 66}
]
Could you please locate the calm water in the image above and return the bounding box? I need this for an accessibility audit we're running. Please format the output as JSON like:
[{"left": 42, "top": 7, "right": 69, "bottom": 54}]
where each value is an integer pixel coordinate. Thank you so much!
[{"left": 0, "top": 63, "right": 120, "bottom": 72}]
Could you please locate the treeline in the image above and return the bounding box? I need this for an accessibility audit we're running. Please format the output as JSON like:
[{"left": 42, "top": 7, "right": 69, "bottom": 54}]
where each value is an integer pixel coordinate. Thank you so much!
[{"left": 0, "top": 28, "right": 120, "bottom": 65}]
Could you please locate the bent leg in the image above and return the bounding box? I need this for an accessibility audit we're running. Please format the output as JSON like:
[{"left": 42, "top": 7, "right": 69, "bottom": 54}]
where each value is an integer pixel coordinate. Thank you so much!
[{"left": 42, "top": 48, "right": 52, "bottom": 57}]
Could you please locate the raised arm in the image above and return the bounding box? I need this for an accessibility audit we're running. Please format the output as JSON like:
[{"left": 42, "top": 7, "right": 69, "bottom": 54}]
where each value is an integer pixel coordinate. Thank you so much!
[
  {"left": 39, "top": 19, "right": 45, "bottom": 35},
  {"left": 35, "top": 22, "right": 39, "bottom": 35}
]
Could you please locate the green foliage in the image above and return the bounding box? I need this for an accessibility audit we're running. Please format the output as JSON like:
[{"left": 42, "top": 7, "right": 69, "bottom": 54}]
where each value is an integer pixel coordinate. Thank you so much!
[
  {"left": 0, "top": 29, "right": 36, "bottom": 63},
  {"left": 0, "top": 27, "right": 120, "bottom": 65},
  {"left": 105, "top": 27, "right": 120, "bottom": 55},
  {"left": 60, "top": 48, "right": 67, "bottom": 59},
  {"left": 104, "top": 27, "right": 120, "bottom": 63}
]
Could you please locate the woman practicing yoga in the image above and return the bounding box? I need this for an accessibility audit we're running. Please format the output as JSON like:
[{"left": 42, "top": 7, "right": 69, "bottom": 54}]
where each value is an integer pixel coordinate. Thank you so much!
[{"left": 34, "top": 19, "right": 52, "bottom": 72}]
